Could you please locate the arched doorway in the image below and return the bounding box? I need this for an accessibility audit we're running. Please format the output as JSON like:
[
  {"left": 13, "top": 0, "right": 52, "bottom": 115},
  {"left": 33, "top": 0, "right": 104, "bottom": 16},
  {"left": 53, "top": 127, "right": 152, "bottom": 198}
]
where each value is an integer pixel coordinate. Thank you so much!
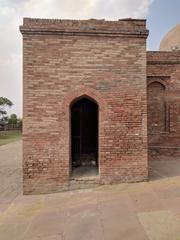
[{"left": 71, "top": 97, "right": 98, "bottom": 177}]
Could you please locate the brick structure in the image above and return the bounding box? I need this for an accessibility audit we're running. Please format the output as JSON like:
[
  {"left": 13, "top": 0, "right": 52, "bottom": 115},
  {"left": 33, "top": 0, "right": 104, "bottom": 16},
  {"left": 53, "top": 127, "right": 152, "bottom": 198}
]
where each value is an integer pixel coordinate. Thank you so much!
[
  {"left": 20, "top": 18, "right": 148, "bottom": 194},
  {"left": 147, "top": 51, "right": 180, "bottom": 159},
  {"left": 20, "top": 18, "right": 180, "bottom": 194}
]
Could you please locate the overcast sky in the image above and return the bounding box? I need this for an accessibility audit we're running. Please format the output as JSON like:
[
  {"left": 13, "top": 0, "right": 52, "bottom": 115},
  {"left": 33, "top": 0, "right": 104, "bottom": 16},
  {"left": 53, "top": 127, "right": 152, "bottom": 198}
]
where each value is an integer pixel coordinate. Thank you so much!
[{"left": 0, "top": 0, "right": 180, "bottom": 117}]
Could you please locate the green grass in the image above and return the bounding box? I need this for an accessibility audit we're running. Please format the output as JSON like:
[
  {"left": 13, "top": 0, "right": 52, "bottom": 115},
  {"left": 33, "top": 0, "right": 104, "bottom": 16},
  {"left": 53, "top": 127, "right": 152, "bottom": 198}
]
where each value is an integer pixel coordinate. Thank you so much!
[{"left": 0, "top": 130, "right": 22, "bottom": 146}]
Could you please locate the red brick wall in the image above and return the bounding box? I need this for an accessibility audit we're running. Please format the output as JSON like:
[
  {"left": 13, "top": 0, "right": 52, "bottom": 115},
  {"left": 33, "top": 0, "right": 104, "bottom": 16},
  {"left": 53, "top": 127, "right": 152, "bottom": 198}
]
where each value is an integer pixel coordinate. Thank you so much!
[
  {"left": 147, "top": 81, "right": 166, "bottom": 134},
  {"left": 147, "top": 51, "right": 180, "bottom": 159},
  {"left": 20, "top": 18, "right": 148, "bottom": 194}
]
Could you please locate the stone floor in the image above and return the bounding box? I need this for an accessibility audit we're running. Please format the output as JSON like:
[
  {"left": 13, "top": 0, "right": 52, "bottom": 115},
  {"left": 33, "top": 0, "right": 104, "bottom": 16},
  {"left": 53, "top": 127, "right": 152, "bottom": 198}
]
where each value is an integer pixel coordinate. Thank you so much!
[
  {"left": 1, "top": 141, "right": 180, "bottom": 240},
  {"left": 71, "top": 165, "right": 98, "bottom": 178},
  {"left": 0, "top": 140, "right": 22, "bottom": 213}
]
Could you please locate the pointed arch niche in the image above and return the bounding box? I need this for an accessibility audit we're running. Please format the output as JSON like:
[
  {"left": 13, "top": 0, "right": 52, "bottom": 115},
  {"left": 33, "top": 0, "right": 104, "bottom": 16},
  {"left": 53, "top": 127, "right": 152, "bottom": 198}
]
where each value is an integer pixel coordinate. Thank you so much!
[
  {"left": 62, "top": 87, "right": 107, "bottom": 179},
  {"left": 147, "top": 80, "right": 167, "bottom": 134}
]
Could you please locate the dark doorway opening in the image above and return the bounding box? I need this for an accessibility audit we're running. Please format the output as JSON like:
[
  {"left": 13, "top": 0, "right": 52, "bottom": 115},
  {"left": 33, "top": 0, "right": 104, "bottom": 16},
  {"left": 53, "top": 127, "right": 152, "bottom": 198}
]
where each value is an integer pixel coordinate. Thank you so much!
[{"left": 71, "top": 97, "right": 98, "bottom": 178}]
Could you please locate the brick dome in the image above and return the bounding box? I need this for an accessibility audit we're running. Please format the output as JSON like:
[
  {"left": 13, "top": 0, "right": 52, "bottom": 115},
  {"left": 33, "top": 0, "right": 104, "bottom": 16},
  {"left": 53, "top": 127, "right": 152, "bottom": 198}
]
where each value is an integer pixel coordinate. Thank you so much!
[{"left": 160, "top": 24, "right": 180, "bottom": 51}]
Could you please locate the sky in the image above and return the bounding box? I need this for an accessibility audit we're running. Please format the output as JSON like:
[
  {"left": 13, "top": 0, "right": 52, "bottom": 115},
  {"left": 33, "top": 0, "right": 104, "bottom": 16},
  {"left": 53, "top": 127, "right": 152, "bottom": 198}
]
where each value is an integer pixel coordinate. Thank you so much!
[{"left": 0, "top": 0, "right": 179, "bottom": 118}]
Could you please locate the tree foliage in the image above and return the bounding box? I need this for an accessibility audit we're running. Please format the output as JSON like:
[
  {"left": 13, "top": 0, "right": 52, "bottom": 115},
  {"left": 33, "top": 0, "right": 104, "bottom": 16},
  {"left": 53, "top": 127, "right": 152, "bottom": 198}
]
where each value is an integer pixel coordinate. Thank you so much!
[
  {"left": 8, "top": 114, "right": 18, "bottom": 125},
  {"left": 0, "top": 97, "right": 13, "bottom": 118}
]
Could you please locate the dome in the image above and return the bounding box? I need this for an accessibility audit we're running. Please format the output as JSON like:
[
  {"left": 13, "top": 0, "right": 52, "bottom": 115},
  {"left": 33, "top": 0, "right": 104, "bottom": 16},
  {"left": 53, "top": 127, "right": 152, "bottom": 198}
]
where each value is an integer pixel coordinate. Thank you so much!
[{"left": 159, "top": 24, "right": 180, "bottom": 51}]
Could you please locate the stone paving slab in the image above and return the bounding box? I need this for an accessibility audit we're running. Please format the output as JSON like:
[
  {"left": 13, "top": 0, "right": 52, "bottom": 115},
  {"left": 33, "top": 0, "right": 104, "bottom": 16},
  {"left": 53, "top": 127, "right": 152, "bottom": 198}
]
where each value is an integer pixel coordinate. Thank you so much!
[
  {"left": 0, "top": 140, "right": 22, "bottom": 214},
  {"left": 1, "top": 141, "right": 180, "bottom": 239},
  {"left": 138, "top": 210, "right": 180, "bottom": 240},
  {"left": 24, "top": 210, "right": 65, "bottom": 239}
]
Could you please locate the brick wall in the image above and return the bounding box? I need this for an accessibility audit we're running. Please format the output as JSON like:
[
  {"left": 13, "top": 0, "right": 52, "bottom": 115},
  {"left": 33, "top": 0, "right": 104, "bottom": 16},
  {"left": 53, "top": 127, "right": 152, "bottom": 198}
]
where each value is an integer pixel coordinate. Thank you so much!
[
  {"left": 147, "top": 51, "right": 180, "bottom": 159},
  {"left": 147, "top": 81, "right": 166, "bottom": 134},
  {"left": 20, "top": 18, "right": 148, "bottom": 194}
]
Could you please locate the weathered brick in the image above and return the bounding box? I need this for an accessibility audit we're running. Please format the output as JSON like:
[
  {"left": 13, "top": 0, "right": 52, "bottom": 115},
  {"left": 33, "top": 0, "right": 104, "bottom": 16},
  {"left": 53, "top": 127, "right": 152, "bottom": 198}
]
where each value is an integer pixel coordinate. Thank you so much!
[
  {"left": 147, "top": 51, "right": 180, "bottom": 160},
  {"left": 20, "top": 18, "right": 149, "bottom": 194}
]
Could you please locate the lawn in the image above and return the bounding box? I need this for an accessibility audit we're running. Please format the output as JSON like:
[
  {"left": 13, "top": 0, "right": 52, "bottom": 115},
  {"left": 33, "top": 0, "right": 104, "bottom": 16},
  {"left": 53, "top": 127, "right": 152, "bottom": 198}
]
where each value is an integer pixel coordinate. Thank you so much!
[{"left": 0, "top": 130, "right": 22, "bottom": 146}]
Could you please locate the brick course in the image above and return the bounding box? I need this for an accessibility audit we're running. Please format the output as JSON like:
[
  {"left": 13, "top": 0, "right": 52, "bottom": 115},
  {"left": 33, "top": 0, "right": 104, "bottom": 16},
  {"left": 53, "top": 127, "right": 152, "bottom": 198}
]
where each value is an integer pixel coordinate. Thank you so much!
[
  {"left": 147, "top": 51, "right": 180, "bottom": 160},
  {"left": 20, "top": 18, "right": 148, "bottom": 194}
]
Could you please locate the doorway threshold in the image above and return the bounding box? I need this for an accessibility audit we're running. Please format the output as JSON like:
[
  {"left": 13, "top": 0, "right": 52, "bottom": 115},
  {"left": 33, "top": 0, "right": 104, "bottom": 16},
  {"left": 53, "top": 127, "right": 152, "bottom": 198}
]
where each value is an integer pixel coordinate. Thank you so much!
[
  {"left": 70, "top": 166, "right": 100, "bottom": 190},
  {"left": 71, "top": 166, "right": 99, "bottom": 180}
]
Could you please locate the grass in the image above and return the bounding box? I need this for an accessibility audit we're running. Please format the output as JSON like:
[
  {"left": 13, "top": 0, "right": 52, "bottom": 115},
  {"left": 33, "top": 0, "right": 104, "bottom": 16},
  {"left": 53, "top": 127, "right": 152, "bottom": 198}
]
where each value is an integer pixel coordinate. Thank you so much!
[{"left": 0, "top": 130, "right": 22, "bottom": 146}]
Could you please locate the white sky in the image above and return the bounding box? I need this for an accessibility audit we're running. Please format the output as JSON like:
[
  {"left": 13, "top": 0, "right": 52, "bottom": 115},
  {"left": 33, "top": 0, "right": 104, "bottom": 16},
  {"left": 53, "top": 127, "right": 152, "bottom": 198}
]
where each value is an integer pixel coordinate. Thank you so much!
[{"left": 0, "top": 0, "right": 155, "bottom": 117}]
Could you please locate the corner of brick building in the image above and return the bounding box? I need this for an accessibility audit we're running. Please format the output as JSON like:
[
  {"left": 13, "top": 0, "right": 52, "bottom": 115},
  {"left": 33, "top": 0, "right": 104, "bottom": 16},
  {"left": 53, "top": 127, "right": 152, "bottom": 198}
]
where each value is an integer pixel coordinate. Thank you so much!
[{"left": 20, "top": 18, "right": 149, "bottom": 194}]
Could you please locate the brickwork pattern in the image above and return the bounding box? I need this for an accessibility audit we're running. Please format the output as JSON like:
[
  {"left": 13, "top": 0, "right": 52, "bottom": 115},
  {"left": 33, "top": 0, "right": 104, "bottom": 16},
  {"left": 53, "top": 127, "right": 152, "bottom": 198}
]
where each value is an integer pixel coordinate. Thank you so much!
[
  {"left": 147, "top": 81, "right": 166, "bottom": 134},
  {"left": 147, "top": 51, "right": 180, "bottom": 159},
  {"left": 20, "top": 18, "right": 148, "bottom": 194}
]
